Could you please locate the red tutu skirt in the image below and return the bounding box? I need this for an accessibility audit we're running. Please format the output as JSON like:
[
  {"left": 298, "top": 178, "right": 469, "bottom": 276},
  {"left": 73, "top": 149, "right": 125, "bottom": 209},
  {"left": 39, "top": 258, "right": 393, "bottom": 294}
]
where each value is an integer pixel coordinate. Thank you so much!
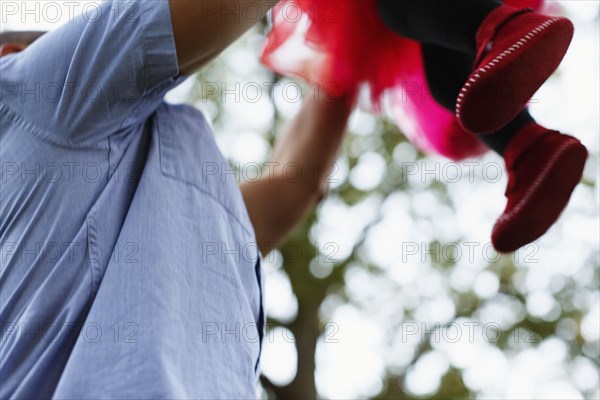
[{"left": 261, "top": 0, "right": 546, "bottom": 160}]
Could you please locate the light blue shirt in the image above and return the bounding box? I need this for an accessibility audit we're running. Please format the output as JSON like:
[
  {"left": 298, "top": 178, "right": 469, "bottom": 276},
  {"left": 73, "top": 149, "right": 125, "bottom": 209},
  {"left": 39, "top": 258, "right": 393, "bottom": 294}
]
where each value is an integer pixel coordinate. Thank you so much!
[{"left": 0, "top": 1, "right": 265, "bottom": 398}]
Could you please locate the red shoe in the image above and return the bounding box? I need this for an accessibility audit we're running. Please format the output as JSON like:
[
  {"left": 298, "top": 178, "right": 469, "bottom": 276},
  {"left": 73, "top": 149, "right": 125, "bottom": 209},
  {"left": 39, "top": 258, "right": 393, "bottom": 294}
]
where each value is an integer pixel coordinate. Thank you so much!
[
  {"left": 492, "top": 123, "right": 587, "bottom": 253},
  {"left": 456, "top": 6, "right": 574, "bottom": 134}
]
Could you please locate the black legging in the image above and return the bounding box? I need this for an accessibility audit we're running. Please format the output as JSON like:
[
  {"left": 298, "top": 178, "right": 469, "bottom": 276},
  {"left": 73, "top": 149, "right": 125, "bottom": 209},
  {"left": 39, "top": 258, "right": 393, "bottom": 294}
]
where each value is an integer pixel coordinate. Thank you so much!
[{"left": 376, "top": 0, "right": 534, "bottom": 155}]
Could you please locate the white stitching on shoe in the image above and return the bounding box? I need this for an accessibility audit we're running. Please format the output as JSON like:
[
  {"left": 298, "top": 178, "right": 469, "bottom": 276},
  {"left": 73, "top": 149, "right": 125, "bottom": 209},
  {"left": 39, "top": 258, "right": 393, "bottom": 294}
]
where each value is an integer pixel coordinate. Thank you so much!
[{"left": 456, "top": 17, "right": 563, "bottom": 117}]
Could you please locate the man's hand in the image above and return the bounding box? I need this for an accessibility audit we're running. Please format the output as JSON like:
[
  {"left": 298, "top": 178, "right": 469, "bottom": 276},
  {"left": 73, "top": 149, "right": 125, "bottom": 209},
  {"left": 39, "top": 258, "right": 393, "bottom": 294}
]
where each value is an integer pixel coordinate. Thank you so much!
[
  {"left": 169, "top": 0, "right": 278, "bottom": 75},
  {"left": 240, "top": 91, "right": 354, "bottom": 256}
]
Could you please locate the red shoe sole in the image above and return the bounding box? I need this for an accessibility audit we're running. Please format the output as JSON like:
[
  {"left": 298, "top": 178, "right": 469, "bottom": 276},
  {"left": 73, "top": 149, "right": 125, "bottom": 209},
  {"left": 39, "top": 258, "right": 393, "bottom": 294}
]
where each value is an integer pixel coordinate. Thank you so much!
[
  {"left": 457, "top": 17, "right": 574, "bottom": 134},
  {"left": 492, "top": 139, "right": 587, "bottom": 253}
]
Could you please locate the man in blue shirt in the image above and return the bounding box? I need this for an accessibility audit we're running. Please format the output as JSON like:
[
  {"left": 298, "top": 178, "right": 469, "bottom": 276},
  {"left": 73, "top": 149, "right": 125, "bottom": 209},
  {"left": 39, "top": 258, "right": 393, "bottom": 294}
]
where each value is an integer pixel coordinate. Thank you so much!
[{"left": 0, "top": 1, "right": 352, "bottom": 398}]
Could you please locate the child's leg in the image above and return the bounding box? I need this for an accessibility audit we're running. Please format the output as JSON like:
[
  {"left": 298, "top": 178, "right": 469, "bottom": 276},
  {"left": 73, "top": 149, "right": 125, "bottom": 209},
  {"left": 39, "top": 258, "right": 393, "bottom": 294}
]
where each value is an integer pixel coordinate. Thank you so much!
[
  {"left": 421, "top": 44, "right": 533, "bottom": 155},
  {"left": 377, "top": 0, "right": 574, "bottom": 134},
  {"left": 376, "top": 0, "right": 502, "bottom": 54},
  {"left": 421, "top": 44, "right": 587, "bottom": 253}
]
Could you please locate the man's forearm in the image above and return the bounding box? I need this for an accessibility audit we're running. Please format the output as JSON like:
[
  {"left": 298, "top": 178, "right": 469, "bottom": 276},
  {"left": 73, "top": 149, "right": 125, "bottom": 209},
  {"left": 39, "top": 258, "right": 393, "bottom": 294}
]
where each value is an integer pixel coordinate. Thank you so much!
[
  {"left": 170, "top": 0, "right": 279, "bottom": 75},
  {"left": 241, "top": 92, "right": 354, "bottom": 256},
  {"left": 270, "top": 93, "right": 352, "bottom": 196}
]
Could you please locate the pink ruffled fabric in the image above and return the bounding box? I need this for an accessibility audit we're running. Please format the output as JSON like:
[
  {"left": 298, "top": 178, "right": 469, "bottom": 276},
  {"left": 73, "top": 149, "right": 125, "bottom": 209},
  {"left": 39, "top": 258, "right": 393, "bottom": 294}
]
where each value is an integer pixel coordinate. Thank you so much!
[{"left": 261, "top": 0, "right": 545, "bottom": 160}]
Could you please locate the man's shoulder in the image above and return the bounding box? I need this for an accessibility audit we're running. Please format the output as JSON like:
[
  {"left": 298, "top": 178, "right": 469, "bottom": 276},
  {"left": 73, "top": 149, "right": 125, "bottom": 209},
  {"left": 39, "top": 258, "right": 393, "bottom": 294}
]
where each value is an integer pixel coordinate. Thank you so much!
[
  {"left": 158, "top": 101, "right": 209, "bottom": 121},
  {"left": 153, "top": 101, "right": 213, "bottom": 138}
]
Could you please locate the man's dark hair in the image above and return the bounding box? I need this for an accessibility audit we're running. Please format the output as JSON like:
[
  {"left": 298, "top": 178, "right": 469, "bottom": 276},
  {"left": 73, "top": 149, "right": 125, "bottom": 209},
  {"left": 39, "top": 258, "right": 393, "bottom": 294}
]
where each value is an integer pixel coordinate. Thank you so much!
[{"left": 0, "top": 31, "right": 47, "bottom": 47}]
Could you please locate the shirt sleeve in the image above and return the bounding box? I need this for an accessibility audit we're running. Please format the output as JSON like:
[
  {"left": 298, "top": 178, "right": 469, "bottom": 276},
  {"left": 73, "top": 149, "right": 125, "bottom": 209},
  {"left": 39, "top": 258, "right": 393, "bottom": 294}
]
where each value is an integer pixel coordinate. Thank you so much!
[{"left": 0, "top": 0, "right": 183, "bottom": 145}]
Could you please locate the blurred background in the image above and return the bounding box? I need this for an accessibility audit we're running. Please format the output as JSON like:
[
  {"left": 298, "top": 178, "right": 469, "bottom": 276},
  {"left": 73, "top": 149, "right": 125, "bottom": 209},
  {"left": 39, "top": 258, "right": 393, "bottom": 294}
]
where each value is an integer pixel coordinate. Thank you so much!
[{"left": 3, "top": 1, "right": 598, "bottom": 398}]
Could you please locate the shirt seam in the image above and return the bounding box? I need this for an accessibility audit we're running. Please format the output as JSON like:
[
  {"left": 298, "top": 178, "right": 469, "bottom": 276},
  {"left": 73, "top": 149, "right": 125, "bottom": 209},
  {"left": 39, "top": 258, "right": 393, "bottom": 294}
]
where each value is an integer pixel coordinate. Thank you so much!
[
  {"left": 159, "top": 169, "right": 253, "bottom": 237},
  {"left": 153, "top": 105, "right": 255, "bottom": 238},
  {"left": 0, "top": 102, "right": 110, "bottom": 150}
]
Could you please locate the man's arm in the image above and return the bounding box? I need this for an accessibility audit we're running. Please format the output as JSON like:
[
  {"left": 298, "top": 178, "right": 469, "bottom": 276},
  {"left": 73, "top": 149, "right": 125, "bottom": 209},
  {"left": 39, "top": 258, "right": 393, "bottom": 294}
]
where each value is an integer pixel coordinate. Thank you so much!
[
  {"left": 240, "top": 92, "right": 353, "bottom": 256},
  {"left": 1, "top": 0, "right": 278, "bottom": 143},
  {"left": 169, "top": 0, "right": 278, "bottom": 75}
]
